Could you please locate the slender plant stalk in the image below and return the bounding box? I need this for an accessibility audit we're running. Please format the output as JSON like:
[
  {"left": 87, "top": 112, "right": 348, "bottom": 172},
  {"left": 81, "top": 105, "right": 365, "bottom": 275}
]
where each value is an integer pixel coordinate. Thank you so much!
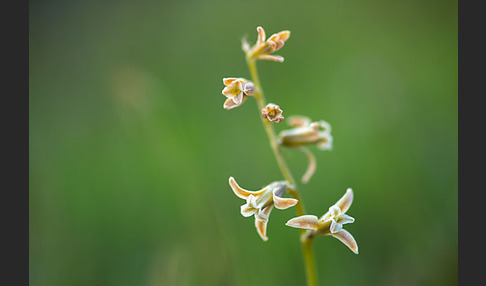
[{"left": 246, "top": 57, "right": 318, "bottom": 286}]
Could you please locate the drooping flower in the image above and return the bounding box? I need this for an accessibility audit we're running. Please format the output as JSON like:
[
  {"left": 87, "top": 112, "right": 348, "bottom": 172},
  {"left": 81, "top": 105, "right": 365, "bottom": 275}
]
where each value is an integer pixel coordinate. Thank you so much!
[
  {"left": 278, "top": 115, "right": 332, "bottom": 150},
  {"left": 262, "top": 103, "right": 284, "bottom": 123},
  {"left": 243, "top": 26, "right": 291, "bottom": 62},
  {"left": 285, "top": 188, "right": 358, "bottom": 254},
  {"left": 277, "top": 116, "right": 333, "bottom": 183},
  {"left": 222, "top": 77, "right": 255, "bottom": 110},
  {"left": 229, "top": 177, "right": 298, "bottom": 241}
]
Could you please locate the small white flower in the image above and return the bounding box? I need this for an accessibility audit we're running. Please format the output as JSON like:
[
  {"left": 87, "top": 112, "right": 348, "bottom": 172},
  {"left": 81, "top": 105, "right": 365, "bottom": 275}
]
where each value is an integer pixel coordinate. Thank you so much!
[
  {"left": 229, "top": 177, "right": 298, "bottom": 241},
  {"left": 222, "top": 78, "right": 255, "bottom": 110},
  {"left": 286, "top": 188, "right": 358, "bottom": 254}
]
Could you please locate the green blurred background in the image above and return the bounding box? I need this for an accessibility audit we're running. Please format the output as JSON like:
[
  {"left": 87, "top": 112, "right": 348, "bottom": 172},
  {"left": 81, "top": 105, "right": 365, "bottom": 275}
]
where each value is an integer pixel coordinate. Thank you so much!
[{"left": 29, "top": 0, "right": 457, "bottom": 285}]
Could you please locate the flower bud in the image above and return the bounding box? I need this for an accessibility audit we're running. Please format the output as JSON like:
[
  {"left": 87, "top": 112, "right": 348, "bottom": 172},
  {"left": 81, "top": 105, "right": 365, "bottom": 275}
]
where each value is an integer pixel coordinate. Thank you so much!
[{"left": 262, "top": 103, "right": 284, "bottom": 123}]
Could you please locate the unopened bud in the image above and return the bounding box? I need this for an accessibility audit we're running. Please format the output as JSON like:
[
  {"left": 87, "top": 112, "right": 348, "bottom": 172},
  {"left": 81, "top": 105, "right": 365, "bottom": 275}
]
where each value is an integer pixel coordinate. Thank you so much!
[{"left": 262, "top": 103, "right": 284, "bottom": 123}]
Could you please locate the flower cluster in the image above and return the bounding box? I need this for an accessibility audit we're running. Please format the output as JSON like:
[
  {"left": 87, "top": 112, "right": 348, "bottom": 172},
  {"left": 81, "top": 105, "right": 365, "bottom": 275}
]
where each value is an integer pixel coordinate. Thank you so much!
[
  {"left": 222, "top": 77, "right": 255, "bottom": 110},
  {"left": 221, "top": 26, "right": 359, "bottom": 271},
  {"left": 286, "top": 188, "right": 358, "bottom": 254},
  {"left": 243, "top": 26, "right": 291, "bottom": 62},
  {"left": 229, "top": 177, "right": 298, "bottom": 241}
]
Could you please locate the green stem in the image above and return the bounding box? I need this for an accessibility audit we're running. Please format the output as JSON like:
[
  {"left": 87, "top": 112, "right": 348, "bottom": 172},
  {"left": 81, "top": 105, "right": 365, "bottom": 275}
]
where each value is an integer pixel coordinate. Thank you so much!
[{"left": 246, "top": 57, "right": 318, "bottom": 286}]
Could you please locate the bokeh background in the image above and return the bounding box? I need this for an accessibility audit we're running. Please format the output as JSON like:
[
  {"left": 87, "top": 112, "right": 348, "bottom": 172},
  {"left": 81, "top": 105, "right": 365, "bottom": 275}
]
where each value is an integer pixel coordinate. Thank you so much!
[{"left": 29, "top": 0, "right": 457, "bottom": 285}]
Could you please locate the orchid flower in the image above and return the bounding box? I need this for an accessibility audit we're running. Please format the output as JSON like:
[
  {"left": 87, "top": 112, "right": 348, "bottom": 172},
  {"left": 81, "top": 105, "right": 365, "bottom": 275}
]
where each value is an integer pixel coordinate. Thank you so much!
[
  {"left": 286, "top": 188, "right": 358, "bottom": 254},
  {"left": 229, "top": 177, "right": 298, "bottom": 241}
]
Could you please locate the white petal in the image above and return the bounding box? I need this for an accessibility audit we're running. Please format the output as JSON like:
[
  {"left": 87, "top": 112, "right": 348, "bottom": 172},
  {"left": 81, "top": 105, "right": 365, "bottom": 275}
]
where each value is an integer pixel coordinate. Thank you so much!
[
  {"left": 317, "top": 120, "right": 331, "bottom": 133},
  {"left": 255, "top": 208, "right": 269, "bottom": 222},
  {"left": 329, "top": 205, "right": 341, "bottom": 217},
  {"left": 337, "top": 214, "right": 355, "bottom": 225},
  {"left": 285, "top": 215, "right": 319, "bottom": 230},
  {"left": 330, "top": 229, "right": 358, "bottom": 254},
  {"left": 240, "top": 204, "right": 256, "bottom": 217},
  {"left": 329, "top": 219, "right": 342, "bottom": 234},
  {"left": 246, "top": 194, "right": 259, "bottom": 208},
  {"left": 232, "top": 91, "right": 244, "bottom": 104},
  {"left": 316, "top": 134, "right": 333, "bottom": 151}
]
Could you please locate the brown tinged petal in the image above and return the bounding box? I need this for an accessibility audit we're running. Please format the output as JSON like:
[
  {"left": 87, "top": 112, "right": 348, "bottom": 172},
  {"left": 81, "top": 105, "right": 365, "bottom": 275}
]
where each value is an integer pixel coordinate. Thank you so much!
[
  {"left": 255, "top": 205, "right": 273, "bottom": 241},
  {"left": 285, "top": 215, "right": 319, "bottom": 230},
  {"left": 272, "top": 188, "right": 298, "bottom": 210},
  {"left": 229, "top": 177, "right": 266, "bottom": 199},
  {"left": 334, "top": 188, "right": 354, "bottom": 214},
  {"left": 330, "top": 229, "right": 359, "bottom": 254}
]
